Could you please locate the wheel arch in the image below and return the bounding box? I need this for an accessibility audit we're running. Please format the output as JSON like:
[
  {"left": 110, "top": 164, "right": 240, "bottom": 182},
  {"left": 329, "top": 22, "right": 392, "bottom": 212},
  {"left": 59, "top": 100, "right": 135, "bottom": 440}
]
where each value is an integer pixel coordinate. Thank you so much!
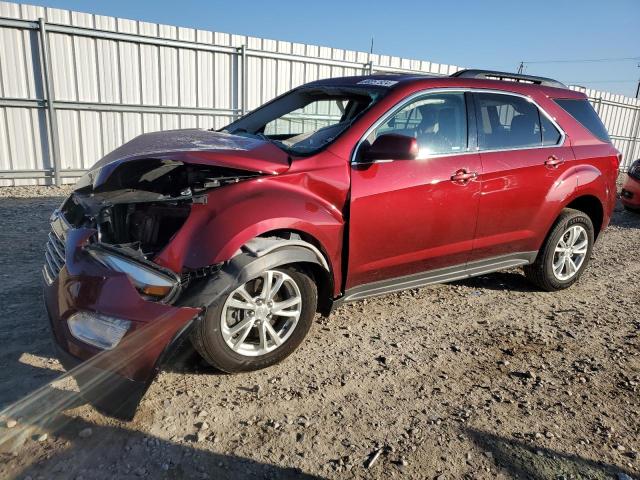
[
  {"left": 541, "top": 164, "right": 608, "bottom": 245},
  {"left": 564, "top": 195, "right": 604, "bottom": 238},
  {"left": 241, "top": 230, "right": 336, "bottom": 316}
]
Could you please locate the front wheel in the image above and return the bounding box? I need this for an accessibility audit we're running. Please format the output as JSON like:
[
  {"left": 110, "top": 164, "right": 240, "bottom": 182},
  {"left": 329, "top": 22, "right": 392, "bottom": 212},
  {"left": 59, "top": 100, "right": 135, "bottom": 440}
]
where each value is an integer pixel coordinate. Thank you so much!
[
  {"left": 524, "top": 208, "right": 595, "bottom": 291},
  {"left": 191, "top": 266, "right": 317, "bottom": 373}
]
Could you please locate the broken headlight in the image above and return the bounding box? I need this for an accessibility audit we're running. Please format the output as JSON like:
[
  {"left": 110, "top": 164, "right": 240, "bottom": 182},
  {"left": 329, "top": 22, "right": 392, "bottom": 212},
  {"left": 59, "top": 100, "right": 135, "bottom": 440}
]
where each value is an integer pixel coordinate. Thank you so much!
[{"left": 87, "top": 247, "right": 179, "bottom": 302}]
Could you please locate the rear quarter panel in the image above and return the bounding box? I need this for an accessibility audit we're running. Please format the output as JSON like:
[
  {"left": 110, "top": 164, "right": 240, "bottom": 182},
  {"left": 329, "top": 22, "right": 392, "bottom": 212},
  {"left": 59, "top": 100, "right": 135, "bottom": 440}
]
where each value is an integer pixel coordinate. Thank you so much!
[{"left": 533, "top": 92, "right": 618, "bottom": 238}]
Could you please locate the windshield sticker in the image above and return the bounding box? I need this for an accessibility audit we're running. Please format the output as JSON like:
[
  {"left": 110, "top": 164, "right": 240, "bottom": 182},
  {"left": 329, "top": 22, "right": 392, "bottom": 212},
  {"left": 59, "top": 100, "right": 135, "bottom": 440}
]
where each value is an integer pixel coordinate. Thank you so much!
[{"left": 357, "top": 79, "right": 398, "bottom": 87}]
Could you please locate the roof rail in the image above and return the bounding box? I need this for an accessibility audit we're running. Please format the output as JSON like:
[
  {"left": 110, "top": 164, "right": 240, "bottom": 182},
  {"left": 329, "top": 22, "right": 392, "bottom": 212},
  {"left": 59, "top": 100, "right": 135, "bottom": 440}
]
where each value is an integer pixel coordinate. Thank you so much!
[{"left": 451, "top": 69, "right": 566, "bottom": 88}]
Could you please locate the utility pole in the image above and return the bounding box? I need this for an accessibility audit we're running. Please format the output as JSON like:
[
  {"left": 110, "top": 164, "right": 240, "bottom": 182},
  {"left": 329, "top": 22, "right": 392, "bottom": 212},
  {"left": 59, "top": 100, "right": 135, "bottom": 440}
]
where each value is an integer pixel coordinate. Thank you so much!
[
  {"left": 635, "top": 63, "right": 640, "bottom": 99},
  {"left": 517, "top": 61, "right": 524, "bottom": 74}
]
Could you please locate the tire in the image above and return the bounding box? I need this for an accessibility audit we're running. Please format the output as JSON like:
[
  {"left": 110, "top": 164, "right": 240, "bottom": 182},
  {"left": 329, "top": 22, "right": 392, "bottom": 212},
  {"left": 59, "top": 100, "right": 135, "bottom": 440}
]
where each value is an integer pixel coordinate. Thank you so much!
[
  {"left": 191, "top": 266, "right": 317, "bottom": 373},
  {"left": 524, "top": 208, "right": 595, "bottom": 292}
]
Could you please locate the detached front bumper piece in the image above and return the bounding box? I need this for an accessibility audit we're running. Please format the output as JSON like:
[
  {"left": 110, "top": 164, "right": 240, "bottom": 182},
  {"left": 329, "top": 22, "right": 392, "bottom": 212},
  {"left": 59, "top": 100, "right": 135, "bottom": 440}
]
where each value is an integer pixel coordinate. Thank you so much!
[
  {"left": 51, "top": 340, "right": 149, "bottom": 420},
  {"left": 43, "top": 216, "right": 201, "bottom": 420}
]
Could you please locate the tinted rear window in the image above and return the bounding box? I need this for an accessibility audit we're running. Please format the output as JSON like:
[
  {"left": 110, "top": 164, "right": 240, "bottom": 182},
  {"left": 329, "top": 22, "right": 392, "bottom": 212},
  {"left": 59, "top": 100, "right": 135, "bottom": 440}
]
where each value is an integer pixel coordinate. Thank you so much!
[
  {"left": 475, "top": 92, "right": 542, "bottom": 150},
  {"left": 554, "top": 99, "right": 610, "bottom": 143}
]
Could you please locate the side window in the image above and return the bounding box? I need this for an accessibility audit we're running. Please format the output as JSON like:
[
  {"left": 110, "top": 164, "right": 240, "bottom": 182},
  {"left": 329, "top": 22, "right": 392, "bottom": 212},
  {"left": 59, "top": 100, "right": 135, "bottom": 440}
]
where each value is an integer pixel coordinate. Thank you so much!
[
  {"left": 372, "top": 92, "right": 467, "bottom": 156},
  {"left": 475, "top": 93, "right": 542, "bottom": 150},
  {"left": 541, "top": 114, "right": 562, "bottom": 146},
  {"left": 554, "top": 98, "right": 610, "bottom": 143}
]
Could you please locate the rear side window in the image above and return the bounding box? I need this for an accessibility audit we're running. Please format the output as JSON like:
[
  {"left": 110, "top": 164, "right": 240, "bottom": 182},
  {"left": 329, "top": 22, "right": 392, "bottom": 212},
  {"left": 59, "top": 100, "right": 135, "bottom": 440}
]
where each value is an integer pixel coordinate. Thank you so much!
[
  {"left": 474, "top": 93, "right": 542, "bottom": 150},
  {"left": 554, "top": 99, "right": 610, "bottom": 143}
]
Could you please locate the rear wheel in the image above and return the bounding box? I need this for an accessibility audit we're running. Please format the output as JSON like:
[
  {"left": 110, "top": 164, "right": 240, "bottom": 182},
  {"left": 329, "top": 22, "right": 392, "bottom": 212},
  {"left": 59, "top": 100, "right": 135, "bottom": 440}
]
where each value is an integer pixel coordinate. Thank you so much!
[
  {"left": 191, "top": 266, "right": 317, "bottom": 373},
  {"left": 524, "top": 209, "right": 594, "bottom": 291}
]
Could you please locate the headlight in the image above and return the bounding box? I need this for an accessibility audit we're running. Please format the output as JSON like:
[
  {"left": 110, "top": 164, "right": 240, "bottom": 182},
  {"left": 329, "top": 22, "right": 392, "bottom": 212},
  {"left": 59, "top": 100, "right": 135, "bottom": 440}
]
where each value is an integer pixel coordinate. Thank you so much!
[
  {"left": 87, "top": 247, "right": 179, "bottom": 301},
  {"left": 68, "top": 311, "right": 131, "bottom": 350}
]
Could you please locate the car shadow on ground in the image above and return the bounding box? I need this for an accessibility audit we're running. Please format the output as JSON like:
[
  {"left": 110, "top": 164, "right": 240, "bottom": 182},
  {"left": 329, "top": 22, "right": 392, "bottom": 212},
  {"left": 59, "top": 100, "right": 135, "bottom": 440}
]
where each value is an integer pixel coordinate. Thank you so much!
[
  {"left": 2, "top": 408, "right": 326, "bottom": 480},
  {"left": 452, "top": 270, "right": 536, "bottom": 293},
  {"left": 465, "top": 427, "right": 637, "bottom": 479}
]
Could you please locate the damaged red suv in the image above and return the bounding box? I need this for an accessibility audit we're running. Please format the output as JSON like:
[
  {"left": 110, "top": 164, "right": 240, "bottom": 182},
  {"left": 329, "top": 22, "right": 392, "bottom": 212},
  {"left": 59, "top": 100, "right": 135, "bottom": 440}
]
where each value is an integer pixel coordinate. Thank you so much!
[{"left": 44, "top": 70, "right": 619, "bottom": 418}]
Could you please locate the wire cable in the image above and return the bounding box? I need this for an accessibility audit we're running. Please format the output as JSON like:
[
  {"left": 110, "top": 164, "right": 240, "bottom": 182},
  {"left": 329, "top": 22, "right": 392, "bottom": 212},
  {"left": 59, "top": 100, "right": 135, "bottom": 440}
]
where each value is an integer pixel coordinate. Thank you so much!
[{"left": 522, "top": 57, "right": 640, "bottom": 65}]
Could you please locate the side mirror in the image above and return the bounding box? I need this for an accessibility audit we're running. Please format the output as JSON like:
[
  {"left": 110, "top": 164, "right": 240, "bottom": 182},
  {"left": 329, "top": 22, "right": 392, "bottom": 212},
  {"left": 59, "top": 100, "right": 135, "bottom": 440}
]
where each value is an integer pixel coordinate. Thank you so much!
[{"left": 362, "top": 133, "right": 418, "bottom": 162}]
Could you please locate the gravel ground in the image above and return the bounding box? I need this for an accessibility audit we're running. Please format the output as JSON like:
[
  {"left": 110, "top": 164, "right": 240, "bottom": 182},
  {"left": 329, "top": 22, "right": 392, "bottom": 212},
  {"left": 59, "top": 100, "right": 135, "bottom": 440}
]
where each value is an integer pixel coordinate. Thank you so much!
[{"left": 0, "top": 185, "right": 638, "bottom": 480}]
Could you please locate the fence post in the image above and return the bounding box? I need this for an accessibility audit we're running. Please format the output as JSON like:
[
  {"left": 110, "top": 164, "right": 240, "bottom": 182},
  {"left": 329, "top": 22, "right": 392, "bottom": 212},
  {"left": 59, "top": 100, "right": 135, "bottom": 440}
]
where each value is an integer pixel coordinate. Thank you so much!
[
  {"left": 237, "top": 44, "right": 247, "bottom": 116},
  {"left": 629, "top": 104, "right": 640, "bottom": 165},
  {"left": 37, "top": 17, "right": 62, "bottom": 186}
]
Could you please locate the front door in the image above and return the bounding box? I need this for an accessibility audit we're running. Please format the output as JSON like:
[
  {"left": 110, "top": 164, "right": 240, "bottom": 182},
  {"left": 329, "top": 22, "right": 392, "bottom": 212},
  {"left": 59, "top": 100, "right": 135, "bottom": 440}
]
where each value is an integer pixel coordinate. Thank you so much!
[{"left": 347, "top": 91, "right": 481, "bottom": 289}]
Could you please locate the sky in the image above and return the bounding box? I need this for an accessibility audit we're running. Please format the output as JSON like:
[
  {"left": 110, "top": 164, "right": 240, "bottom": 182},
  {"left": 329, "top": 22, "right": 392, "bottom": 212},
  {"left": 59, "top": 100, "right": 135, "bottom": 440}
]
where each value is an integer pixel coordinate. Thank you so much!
[{"left": 21, "top": 0, "right": 640, "bottom": 97}]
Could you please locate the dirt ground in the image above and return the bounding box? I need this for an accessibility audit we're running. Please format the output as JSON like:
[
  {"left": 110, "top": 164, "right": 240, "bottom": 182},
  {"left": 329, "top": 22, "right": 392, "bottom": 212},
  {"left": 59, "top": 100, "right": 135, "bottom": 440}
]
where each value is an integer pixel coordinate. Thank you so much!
[{"left": 0, "top": 185, "right": 638, "bottom": 480}]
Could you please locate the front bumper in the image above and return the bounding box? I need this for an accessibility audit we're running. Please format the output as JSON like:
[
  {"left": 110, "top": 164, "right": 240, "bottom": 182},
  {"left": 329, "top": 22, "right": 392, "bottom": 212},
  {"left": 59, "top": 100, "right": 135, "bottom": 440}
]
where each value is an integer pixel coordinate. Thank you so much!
[{"left": 44, "top": 223, "right": 201, "bottom": 419}]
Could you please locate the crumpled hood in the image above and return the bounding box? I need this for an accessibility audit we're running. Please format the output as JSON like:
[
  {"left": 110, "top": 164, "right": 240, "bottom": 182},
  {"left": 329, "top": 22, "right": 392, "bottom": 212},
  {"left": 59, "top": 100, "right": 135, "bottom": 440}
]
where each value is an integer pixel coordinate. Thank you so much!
[{"left": 83, "top": 129, "right": 291, "bottom": 189}]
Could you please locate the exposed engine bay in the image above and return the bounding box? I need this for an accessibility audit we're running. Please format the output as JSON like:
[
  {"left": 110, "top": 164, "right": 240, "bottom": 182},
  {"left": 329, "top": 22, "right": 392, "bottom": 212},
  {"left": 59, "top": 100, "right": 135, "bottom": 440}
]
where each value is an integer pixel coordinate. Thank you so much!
[{"left": 62, "top": 159, "right": 259, "bottom": 259}]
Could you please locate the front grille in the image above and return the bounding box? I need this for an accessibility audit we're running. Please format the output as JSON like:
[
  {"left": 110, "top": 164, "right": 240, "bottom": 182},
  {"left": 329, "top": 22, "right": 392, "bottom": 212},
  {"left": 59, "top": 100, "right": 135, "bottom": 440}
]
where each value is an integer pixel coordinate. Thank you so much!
[{"left": 43, "top": 230, "right": 66, "bottom": 284}]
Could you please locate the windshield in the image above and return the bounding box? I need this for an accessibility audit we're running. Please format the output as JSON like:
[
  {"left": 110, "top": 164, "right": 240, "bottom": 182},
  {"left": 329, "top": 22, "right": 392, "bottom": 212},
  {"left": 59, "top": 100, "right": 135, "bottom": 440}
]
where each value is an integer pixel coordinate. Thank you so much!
[{"left": 221, "top": 86, "right": 385, "bottom": 155}]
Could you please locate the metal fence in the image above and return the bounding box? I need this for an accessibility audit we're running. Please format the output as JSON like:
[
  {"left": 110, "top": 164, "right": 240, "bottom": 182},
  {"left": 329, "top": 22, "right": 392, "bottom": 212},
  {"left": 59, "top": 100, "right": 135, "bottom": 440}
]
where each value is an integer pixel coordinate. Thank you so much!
[{"left": 0, "top": 1, "right": 638, "bottom": 186}]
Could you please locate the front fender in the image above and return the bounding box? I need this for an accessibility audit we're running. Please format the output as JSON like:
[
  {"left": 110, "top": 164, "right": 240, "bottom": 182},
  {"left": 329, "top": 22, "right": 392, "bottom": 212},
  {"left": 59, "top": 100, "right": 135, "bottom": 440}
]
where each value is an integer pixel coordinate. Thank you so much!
[{"left": 154, "top": 177, "right": 345, "bottom": 296}]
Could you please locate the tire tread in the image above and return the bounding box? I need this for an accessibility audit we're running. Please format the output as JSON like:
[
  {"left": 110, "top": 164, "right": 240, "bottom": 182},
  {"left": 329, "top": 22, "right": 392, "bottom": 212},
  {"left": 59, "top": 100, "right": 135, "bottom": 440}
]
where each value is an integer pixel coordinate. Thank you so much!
[
  {"left": 524, "top": 208, "right": 594, "bottom": 292},
  {"left": 191, "top": 266, "right": 317, "bottom": 373}
]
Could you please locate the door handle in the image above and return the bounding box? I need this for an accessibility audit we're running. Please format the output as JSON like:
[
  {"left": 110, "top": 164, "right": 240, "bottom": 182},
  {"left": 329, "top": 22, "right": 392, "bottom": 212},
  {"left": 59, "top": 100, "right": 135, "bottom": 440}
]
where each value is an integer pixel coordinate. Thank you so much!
[
  {"left": 451, "top": 169, "right": 478, "bottom": 184},
  {"left": 545, "top": 155, "right": 565, "bottom": 169}
]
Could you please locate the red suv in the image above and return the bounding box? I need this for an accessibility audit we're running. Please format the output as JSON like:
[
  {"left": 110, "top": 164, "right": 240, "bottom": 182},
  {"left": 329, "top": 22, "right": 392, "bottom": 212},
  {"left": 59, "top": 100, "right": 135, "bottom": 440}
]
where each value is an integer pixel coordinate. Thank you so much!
[{"left": 44, "top": 70, "right": 619, "bottom": 417}]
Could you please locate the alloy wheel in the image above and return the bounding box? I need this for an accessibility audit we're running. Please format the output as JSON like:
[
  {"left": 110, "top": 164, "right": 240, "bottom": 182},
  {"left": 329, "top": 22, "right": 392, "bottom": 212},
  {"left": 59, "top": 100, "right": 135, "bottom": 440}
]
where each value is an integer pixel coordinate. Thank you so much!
[
  {"left": 552, "top": 225, "right": 589, "bottom": 281},
  {"left": 220, "top": 270, "right": 302, "bottom": 356}
]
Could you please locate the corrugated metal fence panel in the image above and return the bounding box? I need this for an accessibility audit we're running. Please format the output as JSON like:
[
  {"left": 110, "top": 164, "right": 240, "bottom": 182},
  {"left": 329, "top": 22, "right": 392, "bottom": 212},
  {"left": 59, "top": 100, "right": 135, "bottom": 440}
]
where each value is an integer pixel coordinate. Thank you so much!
[
  {"left": 0, "top": 0, "right": 638, "bottom": 185},
  {"left": 0, "top": 2, "right": 48, "bottom": 184}
]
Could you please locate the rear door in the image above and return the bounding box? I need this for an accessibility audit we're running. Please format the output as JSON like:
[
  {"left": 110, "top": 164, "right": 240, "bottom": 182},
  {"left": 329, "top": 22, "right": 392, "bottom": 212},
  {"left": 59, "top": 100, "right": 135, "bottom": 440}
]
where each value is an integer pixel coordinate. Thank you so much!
[
  {"left": 470, "top": 91, "right": 574, "bottom": 260},
  {"left": 347, "top": 91, "right": 482, "bottom": 289}
]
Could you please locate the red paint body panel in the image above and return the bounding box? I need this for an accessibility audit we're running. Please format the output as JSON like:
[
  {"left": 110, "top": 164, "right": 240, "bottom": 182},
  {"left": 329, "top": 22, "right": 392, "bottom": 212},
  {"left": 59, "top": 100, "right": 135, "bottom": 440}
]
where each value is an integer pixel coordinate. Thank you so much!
[
  {"left": 472, "top": 146, "right": 577, "bottom": 259},
  {"left": 347, "top": 154, "right": 481, "bottom": 287}
]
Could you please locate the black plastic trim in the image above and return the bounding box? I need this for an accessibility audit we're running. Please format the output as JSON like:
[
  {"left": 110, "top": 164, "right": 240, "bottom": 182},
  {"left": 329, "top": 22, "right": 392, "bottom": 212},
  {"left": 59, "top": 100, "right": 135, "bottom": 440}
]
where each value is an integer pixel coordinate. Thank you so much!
[
  {"left": 341, "top": 251, "right": 538, "bottom": 303},
  {"left": 451, "top": 69, "right": 566, "bottom": 88},
  {"left": 178, "top": 246, "right": 326, "bottom": 310}
]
